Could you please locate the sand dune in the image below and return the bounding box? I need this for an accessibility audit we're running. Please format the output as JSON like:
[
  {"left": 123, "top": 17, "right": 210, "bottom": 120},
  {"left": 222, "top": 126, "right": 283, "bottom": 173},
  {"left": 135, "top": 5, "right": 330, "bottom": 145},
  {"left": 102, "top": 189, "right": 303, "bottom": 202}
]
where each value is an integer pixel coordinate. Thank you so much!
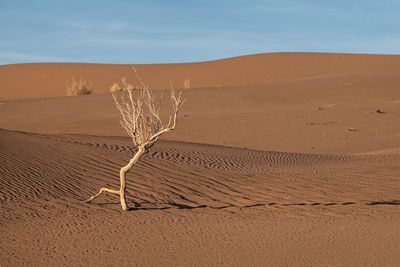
[
  {"left": 1, "top": 128, "right": 400, "bottom": 266},
  {"left": 1, "top": 53, "right": 399, "bottom": 154},
  {"left": 2, "top": 52, "right": 400, "bottom": 99},
  {"left": 1, "top": 53, "right": 400, "bottom": 266},
  {"left": 1, "top": 77, "right": 399, "bottom": 154}
]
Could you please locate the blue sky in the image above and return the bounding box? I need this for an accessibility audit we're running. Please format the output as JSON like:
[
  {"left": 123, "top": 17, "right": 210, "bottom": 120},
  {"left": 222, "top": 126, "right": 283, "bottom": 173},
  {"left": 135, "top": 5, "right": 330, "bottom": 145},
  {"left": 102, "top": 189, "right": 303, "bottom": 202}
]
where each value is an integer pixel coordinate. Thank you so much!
[{"left": 0, "top": 0, "right": 399, "bottom": 65}]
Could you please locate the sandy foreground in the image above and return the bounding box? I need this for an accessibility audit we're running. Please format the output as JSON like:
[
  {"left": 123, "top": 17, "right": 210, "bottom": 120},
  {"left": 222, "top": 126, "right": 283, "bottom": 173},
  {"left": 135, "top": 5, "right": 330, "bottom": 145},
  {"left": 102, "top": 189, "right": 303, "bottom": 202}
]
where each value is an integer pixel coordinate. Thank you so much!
[{"left": 0, "top": 53, "right": 399, "bottom": 266}]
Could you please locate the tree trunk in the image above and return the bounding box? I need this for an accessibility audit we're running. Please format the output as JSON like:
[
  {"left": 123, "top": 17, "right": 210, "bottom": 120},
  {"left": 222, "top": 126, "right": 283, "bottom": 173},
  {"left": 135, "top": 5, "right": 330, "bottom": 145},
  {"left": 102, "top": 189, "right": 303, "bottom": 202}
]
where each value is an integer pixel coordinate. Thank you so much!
[{"left": 119, "top": 146, "right": 145, "bottom": 210}]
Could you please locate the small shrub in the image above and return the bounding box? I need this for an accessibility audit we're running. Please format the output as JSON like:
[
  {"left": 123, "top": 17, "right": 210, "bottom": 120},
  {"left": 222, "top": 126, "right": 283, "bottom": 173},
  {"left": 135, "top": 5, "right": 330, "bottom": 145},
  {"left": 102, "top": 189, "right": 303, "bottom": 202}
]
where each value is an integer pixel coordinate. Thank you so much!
[
  {"left": 66, "top": 77, "right": 94, "bottom": 96},
  {"left": 109, "top": 78, "right": 135, "bottom": 93},
  {"left": 109, "top": 82, "right": 122, "bottom": 93},
  {"left": 183, "top": 78, "right": 190, "bottom": 89}
]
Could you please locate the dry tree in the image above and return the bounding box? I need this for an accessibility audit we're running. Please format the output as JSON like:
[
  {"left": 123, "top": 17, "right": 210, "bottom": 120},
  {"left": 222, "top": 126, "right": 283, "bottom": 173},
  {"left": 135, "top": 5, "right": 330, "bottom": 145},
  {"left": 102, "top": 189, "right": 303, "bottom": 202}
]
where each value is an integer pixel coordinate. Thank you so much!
[{"left": 84, "top": 67, "right": 185, "bottom": 210}]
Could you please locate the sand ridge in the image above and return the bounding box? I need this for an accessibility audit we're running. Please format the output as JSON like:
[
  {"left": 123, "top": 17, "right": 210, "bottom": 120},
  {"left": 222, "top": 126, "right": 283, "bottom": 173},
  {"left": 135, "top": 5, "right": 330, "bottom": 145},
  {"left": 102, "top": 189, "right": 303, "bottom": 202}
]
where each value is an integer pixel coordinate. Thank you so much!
[
  {"left": 2, "top": 52, "right": 400, "bottom": 100},
  {"left": 1, "top": 128, "right": 400, "bottom": 265},
  {"left": 1, "top": 79, "right": 399, "bottom": 154}
]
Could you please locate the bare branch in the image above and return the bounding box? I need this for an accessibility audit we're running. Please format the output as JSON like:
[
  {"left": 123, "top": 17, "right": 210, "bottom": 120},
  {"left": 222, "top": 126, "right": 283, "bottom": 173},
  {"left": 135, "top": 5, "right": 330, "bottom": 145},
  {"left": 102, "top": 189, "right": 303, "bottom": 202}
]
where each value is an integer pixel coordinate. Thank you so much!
[
  {"left": 112, "top": 67, "right": 185, "bottom": 150},
  {"left": 86, "top": 66, "right": 186, "bottom": 211},
  {"left": 83, "top": 187, "right": 120, "bottom": 203}
]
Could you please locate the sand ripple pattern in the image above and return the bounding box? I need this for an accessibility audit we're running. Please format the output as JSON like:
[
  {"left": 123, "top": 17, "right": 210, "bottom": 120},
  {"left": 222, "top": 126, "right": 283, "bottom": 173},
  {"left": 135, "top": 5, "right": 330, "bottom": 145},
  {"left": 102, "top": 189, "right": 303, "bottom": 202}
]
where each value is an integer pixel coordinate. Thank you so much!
[{"left": 0, "top": 128, "right": 399, "bottom": 221}]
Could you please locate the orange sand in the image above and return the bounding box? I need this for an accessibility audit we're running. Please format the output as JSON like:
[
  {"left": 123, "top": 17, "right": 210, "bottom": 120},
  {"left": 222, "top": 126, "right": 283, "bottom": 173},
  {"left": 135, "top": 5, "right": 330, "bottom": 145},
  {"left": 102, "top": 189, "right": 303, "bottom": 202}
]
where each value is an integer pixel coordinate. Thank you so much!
[{"left": 1, "top": 53, "right": 399, "bottom": 266}]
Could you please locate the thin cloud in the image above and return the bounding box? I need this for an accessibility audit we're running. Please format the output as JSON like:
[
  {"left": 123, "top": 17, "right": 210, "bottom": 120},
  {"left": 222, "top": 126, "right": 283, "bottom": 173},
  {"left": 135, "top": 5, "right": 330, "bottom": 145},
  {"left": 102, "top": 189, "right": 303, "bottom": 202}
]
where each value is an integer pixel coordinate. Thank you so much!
[
  {"left": 0, "top": 51, "right": 70, "bottom": 64},
  {"left": 0, "top": 0, "right": 399, "bottom": 64}
]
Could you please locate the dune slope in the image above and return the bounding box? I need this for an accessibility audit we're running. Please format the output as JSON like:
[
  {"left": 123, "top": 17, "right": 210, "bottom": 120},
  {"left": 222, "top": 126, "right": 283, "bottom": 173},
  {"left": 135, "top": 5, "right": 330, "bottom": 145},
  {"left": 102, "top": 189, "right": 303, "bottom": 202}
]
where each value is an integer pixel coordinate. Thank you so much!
[
  {"left": 1, "top": 52, "right": 400, "bottom": 99},
  {"left": 1, "top": 128, "right": 399, "bottom": 266}
]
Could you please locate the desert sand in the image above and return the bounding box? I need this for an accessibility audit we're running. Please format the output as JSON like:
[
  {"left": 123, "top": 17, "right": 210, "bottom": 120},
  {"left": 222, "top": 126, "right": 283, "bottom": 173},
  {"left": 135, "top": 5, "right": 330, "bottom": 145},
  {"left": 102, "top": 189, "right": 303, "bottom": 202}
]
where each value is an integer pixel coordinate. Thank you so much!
[{"left": 0, "top": 53, "right": 399, "bottom": 266}]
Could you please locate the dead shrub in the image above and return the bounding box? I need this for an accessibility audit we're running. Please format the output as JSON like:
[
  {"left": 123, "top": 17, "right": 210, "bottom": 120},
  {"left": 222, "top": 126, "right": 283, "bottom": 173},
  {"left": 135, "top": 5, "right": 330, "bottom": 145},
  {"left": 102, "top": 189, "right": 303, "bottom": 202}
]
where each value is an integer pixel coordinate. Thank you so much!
[{"left": 66, "top": 77, "right": 93, "bottom": 96}]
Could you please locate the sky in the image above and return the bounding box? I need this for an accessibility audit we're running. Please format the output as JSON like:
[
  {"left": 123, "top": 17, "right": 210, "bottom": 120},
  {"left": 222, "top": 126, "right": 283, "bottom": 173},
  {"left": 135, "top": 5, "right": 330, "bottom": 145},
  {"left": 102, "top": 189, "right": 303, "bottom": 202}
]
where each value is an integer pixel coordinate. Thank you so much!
[{"left": 0, "top": 0, "right": 399, "bottom": 65}]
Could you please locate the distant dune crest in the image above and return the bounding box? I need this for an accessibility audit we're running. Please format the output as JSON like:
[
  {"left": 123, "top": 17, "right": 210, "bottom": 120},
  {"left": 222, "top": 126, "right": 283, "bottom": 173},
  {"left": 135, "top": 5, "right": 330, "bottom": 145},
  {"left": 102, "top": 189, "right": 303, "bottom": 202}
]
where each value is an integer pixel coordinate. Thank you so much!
[{"left": 1, "top": 52, "right": 400, "bottom": 100}]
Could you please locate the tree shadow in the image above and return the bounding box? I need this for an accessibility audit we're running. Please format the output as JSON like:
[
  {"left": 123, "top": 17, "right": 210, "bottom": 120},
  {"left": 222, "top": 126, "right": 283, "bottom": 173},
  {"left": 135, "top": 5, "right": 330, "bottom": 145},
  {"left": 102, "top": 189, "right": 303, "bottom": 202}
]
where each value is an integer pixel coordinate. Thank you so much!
[
  {"left": 128, "top": 206, "right": 171, "bottom": 211},
  {"left": 84, "top": 199, "right": 400, "bottom": 211},
  {"left": 127, "top": 201, "right": 207, "bottom": 211},
  {"left": 367, "top": 200, "right": 400, "bottom": 206}
]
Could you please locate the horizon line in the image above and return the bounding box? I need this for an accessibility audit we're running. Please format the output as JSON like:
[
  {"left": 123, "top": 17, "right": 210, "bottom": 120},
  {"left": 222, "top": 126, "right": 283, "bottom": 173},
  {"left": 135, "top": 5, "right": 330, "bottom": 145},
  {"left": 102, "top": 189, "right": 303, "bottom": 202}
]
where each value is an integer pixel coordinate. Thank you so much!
[{"left": 1, "top": 51, "right": 400, "bottom": 67}]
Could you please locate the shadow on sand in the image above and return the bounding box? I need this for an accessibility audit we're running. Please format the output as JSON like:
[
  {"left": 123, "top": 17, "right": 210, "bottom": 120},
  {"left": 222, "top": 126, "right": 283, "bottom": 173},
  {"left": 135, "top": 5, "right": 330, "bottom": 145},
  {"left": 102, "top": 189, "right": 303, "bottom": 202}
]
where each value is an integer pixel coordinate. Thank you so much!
[
  {"left": 83, "top": 199, "right": 400, "bottom": 211},
  {"left": 120, "top": 200, "right": 400, "bottom": 211}
]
